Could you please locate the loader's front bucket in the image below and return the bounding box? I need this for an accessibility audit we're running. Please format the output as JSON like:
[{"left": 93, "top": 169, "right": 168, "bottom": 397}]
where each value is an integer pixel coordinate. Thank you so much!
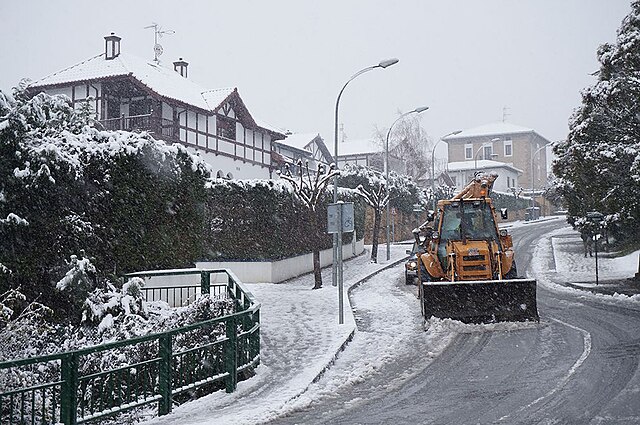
[{"left": 421, "top": 278, "right": 539, "bottom": 323}]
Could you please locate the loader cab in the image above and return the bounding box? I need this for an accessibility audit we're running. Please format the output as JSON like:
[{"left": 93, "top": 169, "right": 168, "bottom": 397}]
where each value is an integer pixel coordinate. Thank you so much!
[{"left": 436, "top": 200, "right": 500, "bottom": 266}]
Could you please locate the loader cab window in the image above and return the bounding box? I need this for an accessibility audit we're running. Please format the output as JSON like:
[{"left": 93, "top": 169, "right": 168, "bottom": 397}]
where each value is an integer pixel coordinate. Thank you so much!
[{"left": 438, "top": 203, "right": 499, "bottom": 242}]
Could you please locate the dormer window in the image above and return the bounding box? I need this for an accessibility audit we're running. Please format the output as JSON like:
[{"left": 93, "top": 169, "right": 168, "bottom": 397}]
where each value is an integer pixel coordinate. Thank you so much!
[{"left": 104, "top": 33, "right": 121, "bottom": 60}]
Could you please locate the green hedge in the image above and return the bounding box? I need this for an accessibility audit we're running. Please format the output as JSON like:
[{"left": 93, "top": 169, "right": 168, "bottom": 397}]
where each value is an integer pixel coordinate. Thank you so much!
[
  {"left": 203, "top": 181, "right": 365, "bottom": 261},
  {"left": 0, "top": 89, "right": 367, "bottom": 322}
]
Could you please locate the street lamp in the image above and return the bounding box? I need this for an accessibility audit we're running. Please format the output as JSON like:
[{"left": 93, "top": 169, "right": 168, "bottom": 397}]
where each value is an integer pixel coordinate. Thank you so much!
[
  {"left": 431, "top": 130, "right": 461, "bottom": 210},
  {"left": 332, "top": 58, "right": 399, "bottom": 324},
  {"left": 384, "top": 106, "right": 429, "bottom": 261},
  {"left": 474, "top": 137, "right": 501, "bottom": 175},
  {"left": 530, "top": 143, "right": 549, "bottom": 218}
]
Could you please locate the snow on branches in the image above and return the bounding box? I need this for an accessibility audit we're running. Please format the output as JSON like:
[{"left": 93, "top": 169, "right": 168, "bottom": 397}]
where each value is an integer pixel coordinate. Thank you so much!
[
  {"left": 553, "top": 1, "right": 640, "bottom": 237},
  {"left": 277, "top": 160, "right": 339, "bottom": 212}
]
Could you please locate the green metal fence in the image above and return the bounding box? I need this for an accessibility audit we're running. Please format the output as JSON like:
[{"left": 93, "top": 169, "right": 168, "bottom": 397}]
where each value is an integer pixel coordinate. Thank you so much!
[{"left": 0, "top": 268, "right": 260, "bottom": 425}]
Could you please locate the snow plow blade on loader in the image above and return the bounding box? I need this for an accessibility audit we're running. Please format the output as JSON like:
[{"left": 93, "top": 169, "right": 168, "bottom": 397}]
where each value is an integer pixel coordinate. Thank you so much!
[{"left": 420, "top": 278, "right": 539, "bottom": 323}]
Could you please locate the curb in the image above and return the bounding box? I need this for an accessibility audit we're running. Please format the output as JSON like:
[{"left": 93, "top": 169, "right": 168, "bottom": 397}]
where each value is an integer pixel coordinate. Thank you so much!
[{"left": 293, "top": 253, "right": 409, "bottom": 396}]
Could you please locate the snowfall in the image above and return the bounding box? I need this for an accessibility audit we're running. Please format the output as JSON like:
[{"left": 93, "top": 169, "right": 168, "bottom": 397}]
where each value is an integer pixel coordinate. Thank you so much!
[{"left": 142, "top": 217, "right": 640, "bottom": 425}]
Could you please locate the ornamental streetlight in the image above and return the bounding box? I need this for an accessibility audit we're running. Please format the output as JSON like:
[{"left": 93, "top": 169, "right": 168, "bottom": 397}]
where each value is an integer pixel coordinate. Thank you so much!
[
  {"left": 474, "top": 137, "right": 501, "bottom": 175},
  {"left": 431, "top": 130, "right": 461, "bottom": 210},
  {"left": 384, "top": 106, "right": 429, "bottom": 261},
  {"left": 332, "top": 58, "right": 399, "bottom": 324}
]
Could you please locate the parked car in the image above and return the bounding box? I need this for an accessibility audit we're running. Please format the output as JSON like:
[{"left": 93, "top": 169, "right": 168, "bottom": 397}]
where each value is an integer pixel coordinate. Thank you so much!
[{"left": 405, "top": 241, "right": 422, "bottom": 285}]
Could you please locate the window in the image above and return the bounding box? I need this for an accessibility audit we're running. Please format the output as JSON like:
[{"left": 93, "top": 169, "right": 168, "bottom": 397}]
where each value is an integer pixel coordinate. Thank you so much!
[
  {"left": 216, "top": 116, "right": 236, "bottom": 140},
  {"left": 504, "top": 139, "right": 513, "bottom": 157},
  {"left": 483, "top": 144, "right": 493, "bottom": 160},
  {"left": 465, "top": 143, "right": 473, "bottom": 160}
]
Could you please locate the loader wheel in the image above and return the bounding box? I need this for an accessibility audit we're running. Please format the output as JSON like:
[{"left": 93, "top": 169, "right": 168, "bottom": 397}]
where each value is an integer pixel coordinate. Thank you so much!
[
  {"left": 504, "top": 260, "right": 518, "bottom": 279},
  {"left": 419, "top": 260, "right": 432, "bottom": 283}
]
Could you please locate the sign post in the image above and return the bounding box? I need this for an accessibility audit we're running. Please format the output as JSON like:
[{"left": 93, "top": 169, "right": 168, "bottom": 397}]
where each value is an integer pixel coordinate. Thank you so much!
[
  {"left": 587, "top": 211, "right": 604, "bottom": 285},
  {"left": 328, "top": 202, "right": 354, "bottom": 324}
]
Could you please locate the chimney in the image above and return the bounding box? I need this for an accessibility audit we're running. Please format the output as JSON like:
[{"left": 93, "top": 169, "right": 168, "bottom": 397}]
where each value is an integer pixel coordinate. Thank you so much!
[
  {"left": 104, "top": 32, "right": 121, "bottom": 60},
  {"left": 173, "top": 58, "right": 188, "bottom": 78}
]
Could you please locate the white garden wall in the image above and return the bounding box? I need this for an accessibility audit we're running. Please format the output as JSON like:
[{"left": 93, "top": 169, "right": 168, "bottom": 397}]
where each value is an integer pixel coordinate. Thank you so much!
[{"left": 196, "top": 239, "right": 365, "bottom": 283}]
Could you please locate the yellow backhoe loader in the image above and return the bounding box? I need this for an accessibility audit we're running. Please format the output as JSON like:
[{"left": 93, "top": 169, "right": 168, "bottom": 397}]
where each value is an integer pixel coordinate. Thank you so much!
[{"left": 415, "top": 173, "right": 539, "bottom": 323}]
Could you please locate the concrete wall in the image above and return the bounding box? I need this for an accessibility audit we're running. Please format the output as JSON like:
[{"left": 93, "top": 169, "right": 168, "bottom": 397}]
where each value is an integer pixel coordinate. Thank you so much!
[{"left": 196, "top": 238, "right": 365, "bottom": 283}]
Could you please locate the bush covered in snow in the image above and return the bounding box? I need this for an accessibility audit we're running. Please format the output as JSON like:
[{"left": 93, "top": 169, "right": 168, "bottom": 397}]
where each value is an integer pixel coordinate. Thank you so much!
[
  {"left": 0, "top": 281, "right": 234, "bottom": 425},
  {"left": 0, "top": 87, "right": 209, "bottom": 320},
  {"left": 553, "top": 1, "right": 640, "bottom": 242}
]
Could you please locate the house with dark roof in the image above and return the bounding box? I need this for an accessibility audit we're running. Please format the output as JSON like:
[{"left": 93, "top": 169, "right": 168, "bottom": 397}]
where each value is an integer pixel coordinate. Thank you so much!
[
  {"left": 28, "top": 33, "right": 285, "bottom": 179},
  {"left": 271, "top": 133, "right": 334, "bottom": 173},
  {"left": 442, "top": 121, "right": 551, "bottom": 190},
  {"left": 335, "top": 139, "right": 404, "bottom": 174}
]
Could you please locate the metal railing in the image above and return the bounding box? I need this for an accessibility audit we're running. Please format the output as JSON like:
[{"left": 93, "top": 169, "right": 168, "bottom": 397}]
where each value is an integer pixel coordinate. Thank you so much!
[{"left": 0, "top": 269, "right": 260, "bottom": 424}]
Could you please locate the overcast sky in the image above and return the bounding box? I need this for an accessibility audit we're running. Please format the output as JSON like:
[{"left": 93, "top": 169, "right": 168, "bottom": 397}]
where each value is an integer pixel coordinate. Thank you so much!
[{"left": 0, "top": 0, "right": 632, "bottom": 162}]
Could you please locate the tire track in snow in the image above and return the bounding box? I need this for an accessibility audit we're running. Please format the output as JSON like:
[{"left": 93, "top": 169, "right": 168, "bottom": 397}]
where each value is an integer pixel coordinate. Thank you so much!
[{"left": 496, "top": 317, "right": 592, "bottom": 422}]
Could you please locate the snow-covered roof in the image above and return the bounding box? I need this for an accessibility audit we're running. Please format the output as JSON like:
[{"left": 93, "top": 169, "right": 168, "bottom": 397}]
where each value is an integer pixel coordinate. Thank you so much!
[
  {"left": 447, "top": 159, "right": 523, "bottom": 174},
  {"left": 254, "top": 118, "right": 288, "bottom": 136},
  {"left": 442, "top": 122, "right": 534, "bottom": 140},
  {"left": 32, "top": 53, "right": 237, "bottom": 113},
  {"left": 278, "top": 133, "right": 320, "bottom": 151},
  {"left": 336, "top": 139, "right": 383, "bottom": 156}
]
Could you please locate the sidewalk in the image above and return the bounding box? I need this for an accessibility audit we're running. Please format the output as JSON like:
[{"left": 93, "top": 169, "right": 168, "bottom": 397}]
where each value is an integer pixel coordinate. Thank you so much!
[
  {"left": 143, "top": 244, "right": 410, "bottom": 425},
  {"left": 538, "top": 225, "right": 640, "bottom": 298}
]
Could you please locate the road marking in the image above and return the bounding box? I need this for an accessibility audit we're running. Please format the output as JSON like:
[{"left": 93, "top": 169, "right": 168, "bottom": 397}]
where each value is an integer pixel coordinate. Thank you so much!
[{"left": 498, "top": 316, "right": 592, "bottom": 422}]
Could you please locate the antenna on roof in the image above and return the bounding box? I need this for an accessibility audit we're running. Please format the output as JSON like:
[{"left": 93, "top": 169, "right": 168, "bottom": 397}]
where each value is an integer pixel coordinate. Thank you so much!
[
  {"left": 502, "top": 106, "right": 511, "bottom": 123},
  {"left": 144, "top": 22, "right": 175, "bottom": 63},
  {"left": 340, "top": 123, "right": 347, "bottom": 143}
]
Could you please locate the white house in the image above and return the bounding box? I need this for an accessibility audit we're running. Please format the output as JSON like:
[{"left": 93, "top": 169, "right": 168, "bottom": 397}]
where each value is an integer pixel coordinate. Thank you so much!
[
  {"left": 271, "top": 133, "right": 334, "bottom": 173},
  {"left": 446, "top": 160, "right": 523, "bottom": 193},
  {"left": 335, "top": 139, "right": 404, "bottom": 173},
  {"left": 28, "top": 33, "right": 285, "bottom": 180}
]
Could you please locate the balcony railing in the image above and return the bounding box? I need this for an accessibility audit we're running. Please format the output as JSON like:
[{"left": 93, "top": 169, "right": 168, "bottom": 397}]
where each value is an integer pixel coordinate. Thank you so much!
[{"left": 99, "top": 114, "right": 175, "bottom": 140}]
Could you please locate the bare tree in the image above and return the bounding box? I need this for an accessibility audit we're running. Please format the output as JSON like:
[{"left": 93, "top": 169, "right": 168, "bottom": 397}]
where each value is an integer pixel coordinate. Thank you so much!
[
  {"left": 374, "top": 112, "right": 434, "bottom": 181},
  {"left": 339, "top": 165, "right": 420, "bottom": 263},
  {"left": 356, "top": 180, "right": 387, "bottom": 263},
  {"left": 278, "top": 161, "right": 339, "bottom": 289}
]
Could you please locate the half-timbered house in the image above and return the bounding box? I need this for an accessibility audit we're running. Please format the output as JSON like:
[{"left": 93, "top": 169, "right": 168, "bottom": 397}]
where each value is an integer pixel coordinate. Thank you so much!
[
  {"left": 28, "top": 33, "right": 285, "bottom": 179},
  {"left": 271, "top": 133, "right": 334, "bottom": 173}
]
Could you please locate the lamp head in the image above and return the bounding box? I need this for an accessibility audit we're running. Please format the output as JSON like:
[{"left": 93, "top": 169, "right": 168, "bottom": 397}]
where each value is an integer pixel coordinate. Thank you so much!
[
  {"left": 414, "top": 106, "right": 430, "bottom": 113},
  {"left": 378, "top": 58, "right": 399, "bottom": 68}
]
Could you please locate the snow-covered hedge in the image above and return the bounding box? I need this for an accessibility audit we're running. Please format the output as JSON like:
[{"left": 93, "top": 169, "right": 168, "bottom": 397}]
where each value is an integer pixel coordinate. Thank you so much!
[
  {"left": 0, "top": 88, "right": 209, "bottom": 319},
  {"left": 0, "top": 88, "right": 369, "bottom": 320}
]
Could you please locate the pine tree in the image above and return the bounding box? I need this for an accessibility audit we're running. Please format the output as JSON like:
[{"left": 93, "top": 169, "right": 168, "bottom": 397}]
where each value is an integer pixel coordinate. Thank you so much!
[{"left": 553, "top": 1, "right": 640, "bottom": 240}]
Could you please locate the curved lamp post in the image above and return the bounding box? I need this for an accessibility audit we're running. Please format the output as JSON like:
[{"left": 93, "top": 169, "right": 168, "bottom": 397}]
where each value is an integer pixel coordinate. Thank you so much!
[
  {"left": 384, "top": 106, "right": 429, "bottom": 261},
  {"left": 332, "top": 58, "right": 398, "bottom": 324},
  {"left": 530, "top": 143, "right": 549, "bottom": 217},
  {"left": 431, "top": 130, "right": 461, "bottom": 210},
  {"left": 474, "top": 137, "right": 501, "bottom": 175},
  {"left": 333, "top": 57, "right": 400, "bottom": 204}
]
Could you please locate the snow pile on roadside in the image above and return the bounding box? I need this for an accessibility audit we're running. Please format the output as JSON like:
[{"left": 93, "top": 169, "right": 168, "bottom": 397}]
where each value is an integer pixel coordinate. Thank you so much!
[
  {"left": 142, "top": 246, "right": 407, "bottom": 425},
  {"left": 272, "top": 266, "right": 454, "bottom": 419},
  {"left": 531, "top": 225, "right": 640, "bottom": 304}
]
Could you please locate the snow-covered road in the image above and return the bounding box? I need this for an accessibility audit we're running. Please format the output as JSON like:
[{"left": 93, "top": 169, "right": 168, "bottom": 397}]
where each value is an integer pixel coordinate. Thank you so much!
[{"left": 143, "top": 218, "right": 640, "bottom": 424}]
